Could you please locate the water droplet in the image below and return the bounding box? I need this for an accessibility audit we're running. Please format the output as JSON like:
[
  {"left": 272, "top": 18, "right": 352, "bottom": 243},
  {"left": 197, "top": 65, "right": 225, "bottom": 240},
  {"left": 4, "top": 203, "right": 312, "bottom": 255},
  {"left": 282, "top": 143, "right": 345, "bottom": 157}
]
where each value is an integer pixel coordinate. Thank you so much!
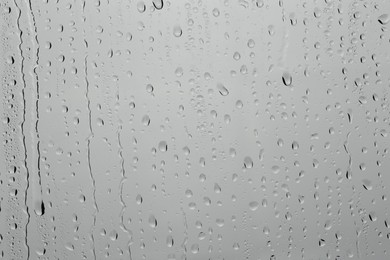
[
  {"left": 153, "top": 0, "right": 163, "bottom": 10},
  {"left": 158, "top": 141, "right": 168, "bottom": 152},
  {"left": 148, "top": 215, "right": 157, "bottom": 228},
  {"left": 369, "top": 211, "right": 377, "bottom": 222},
  {"left": 324, "top": 220, "right": 332, "bottom": 230},
  {"left": 190, "top": 244, "right": 199, "bottom": 254},
  {"left": 282, "top": 72, "right": 292, "bottom": 86},
  {"left": 109, "top": 230, "right": 118, "bottom": 241},
  {"left": 214, "top": 183, "right": 222, "bottom": 193},
  {"left": 146, "top": 84, "right": 154, "bottom": 93},
  {"left": 185, "top": 189, "right": 193, "bottom": 198},
  {"left": 142, "top": 115, "right": 150, "bottom": 126},
  {"left": 212, "top": 8, "right": 220, "bottom": 17},
  {"left": 235, "top": 100, "right": 243, "bottom": 109},
  {"left": 136, "top": 194, "right": 143, "bottom": 205},
  {"left": 255, "top": 0, "right": 264, "bottom": 8},
  {"left": 166, "top": 235, "right": 174, "bottom": 247},
  {"left": 247, "top": 39, "right": 255, "bottom": 48},
  {"left": 243, "top": 156, "right": 253, "bottom": 168},
  {"left": 97, "top": 118, "right": 104, "bottom": 126},
  {"left": 173, "top": 25, "right": 182, "bottom": 37},
  {"left": 249, "top": 201, "right": 259, "bottom": 211},
  {"left": 175, "top": 67, "right": 183, "bottom": 77},
  {"left": 271, "top": 165, "right": 280, "bottom": 174},
  {"left": 217, "top": 83, "right": 229, "bottom": 96},
  {"left": 216, "top": 218, "right": 225, "bottom": 227},
  {"left": 34, "top": 200, "right": 45, "bottom": 216},
  {"left": 137, "top": 1, "right": 146, "bottom": 13},
  {"left": 378, "top": 14, "right": 389, "bottom": 25},
  {"left": 65, "top": 242, "right": 74, "bottom": 251},
  {"left": 362, "top": 179, "right": 372, "bottom": 190},
  {"left": 198, "top": 232, "right": 206, "bottom": 240},
  {"left": 233, "top": 52, "right": 241, "bottom": 61}
]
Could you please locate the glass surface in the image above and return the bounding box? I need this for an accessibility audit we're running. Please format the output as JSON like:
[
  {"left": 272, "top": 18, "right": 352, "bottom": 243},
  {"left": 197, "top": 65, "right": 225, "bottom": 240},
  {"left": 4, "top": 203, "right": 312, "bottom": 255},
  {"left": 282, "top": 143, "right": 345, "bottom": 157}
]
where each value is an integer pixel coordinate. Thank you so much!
[{"left": 1, "top": 0, "right": 390, "bottom": 259}]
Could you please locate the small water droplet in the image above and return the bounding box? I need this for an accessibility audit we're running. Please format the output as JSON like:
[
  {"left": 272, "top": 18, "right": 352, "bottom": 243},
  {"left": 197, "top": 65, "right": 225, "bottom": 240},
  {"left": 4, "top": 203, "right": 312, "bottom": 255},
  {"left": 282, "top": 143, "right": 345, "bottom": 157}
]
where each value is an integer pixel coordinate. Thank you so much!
[
  {"left": 109, "top": 230, "right": 118, "bottom": 241},
  {"left": 362, "top": 179, "right": 372, "bottom": 190},
  {"left": 217, "top": 83, "right": 229, "bottom": 96},
  {"left": 212, "top": 8, "right": 220, "bottom": 17},
  {"left": 191, "top": 244, "right": 199, "bottom": 254},
  {"left": 65, "top": 242, "right": 74, "bottom": 251},
  {"left": 97, "top": 118, "right": 104, "bottom": 126},
  {"left": 271, "top": 165, "right": 280, "bottom": 174},
  {"left": 142, "top": 115, "right": 150, "bottom": 126},
  {"left": 233, "top": 52, "right": 241, "bottom": 61},
  {"left": 249, "top": 201, "right": 259, "bottom": 211},
  {"left": 214, "top": 183, "right": 221, "bottom": 193},
  {"left": 136, "top": 194, "right": 143, "bottom": 205},
  {"left": 292, "top": 141, "right": 299, "bottom": 150},
  {"left": 146, "top": 84, "right": 154, "bottom": 93},
  {"left": 173, "top": 25, "right": 182, "bottom": 37},
  {"left": 255, "top": 0, "right": 264, "bottom": 8}
]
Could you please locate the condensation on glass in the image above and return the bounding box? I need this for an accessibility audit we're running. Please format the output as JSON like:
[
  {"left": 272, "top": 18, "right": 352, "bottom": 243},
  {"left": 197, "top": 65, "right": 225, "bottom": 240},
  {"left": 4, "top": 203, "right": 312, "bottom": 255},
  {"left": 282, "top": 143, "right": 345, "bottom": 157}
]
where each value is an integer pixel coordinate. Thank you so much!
[{"left": 1, "top": 0, "right": 390, "bottom": 259}]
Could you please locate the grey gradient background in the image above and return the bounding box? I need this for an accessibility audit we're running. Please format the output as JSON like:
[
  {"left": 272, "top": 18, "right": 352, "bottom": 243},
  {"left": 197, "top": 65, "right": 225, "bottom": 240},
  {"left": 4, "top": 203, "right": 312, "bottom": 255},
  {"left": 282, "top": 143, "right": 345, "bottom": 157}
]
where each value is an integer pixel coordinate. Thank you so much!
[{"left": 1, "top": 0, "right": 390, "bottom": 259}]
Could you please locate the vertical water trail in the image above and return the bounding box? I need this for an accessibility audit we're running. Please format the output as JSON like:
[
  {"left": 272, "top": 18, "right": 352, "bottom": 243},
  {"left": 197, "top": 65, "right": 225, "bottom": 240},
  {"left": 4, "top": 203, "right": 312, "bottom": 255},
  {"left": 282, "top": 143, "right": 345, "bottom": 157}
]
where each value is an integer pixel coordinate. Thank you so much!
[
  {"left": 181, "top": 207, "right": 188, "bottom": 256},
  {"left": 117, "top": 122, "right": 132, "bottom": 259},
  {"left": 24, "top": 0, "right": 43, "bottom": 216},
  {"left": 114, "top": 73, "right": 132, "bottom": 258},
  {"left": 12, "top": 0, "right": 30, "bottom": 257},
  {"left": 84, "top": 54, "right": 98, "bottom": 260},
  {"left": 81, "top": 1, "right": 98, "bottom": 258}
]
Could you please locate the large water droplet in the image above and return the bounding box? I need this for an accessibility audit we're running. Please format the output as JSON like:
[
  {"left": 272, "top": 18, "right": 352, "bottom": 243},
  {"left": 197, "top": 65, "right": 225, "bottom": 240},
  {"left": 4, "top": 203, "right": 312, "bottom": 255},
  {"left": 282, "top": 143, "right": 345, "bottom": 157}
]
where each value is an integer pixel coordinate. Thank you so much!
[
  {"left": 137, "top": 1, "right": 146, "bottom": 13},
  {"left": 378, "top": 14, "right": 389, "bottom": 25},
  {"left": 166, "top": 235, "right": 174, "bottom": 247},
  {"left": 158, "top": 141, "right": 168, "bottom": 152},
  {"left": 149, "top": 215, "right": 157, "bottom": 228},
  {"left": 243, "top": 156, "right": 253, "bottom": 168},
  {"left": 282, "top": 72, "right": 292, "bottom": 86},
  {"left": 153, "top": 0, "right": 164, "bottom": 10},
  {"left": 34, "top": 200, "right": 45, "bottom": 216}
]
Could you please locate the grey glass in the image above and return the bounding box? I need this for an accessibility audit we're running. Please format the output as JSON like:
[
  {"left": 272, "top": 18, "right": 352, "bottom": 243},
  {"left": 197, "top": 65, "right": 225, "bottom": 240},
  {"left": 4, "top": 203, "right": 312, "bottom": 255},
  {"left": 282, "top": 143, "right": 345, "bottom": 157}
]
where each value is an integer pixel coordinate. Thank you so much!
[{"left": 1, "top": 0, "right": 390, "bottom": 259}]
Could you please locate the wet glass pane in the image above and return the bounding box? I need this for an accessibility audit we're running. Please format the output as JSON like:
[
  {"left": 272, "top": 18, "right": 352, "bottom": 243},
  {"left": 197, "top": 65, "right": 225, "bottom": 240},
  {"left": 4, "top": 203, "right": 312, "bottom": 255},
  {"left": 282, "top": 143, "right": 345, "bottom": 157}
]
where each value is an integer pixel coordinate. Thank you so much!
[{"left": 1, "top": 0, "right": 390, "bottom": 259}]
